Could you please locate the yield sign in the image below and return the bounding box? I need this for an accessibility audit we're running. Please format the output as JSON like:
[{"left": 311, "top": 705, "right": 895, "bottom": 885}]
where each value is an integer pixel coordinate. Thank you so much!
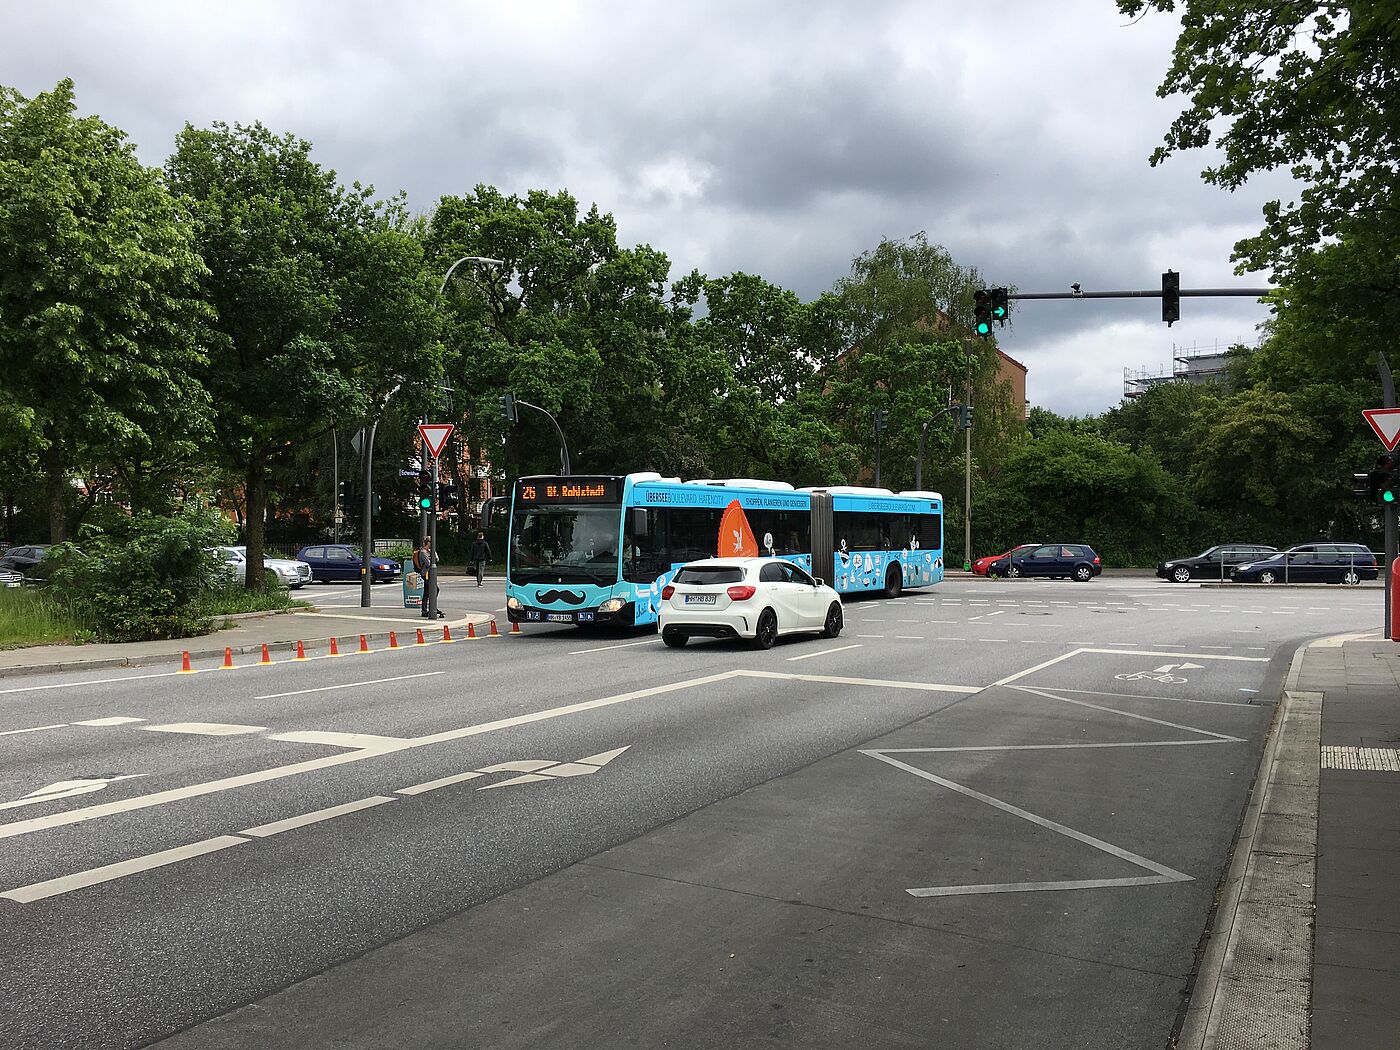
[
  {"left": 418, "top": 423, "right": 455, "bottom": 459},
  {"left": 1363, "top": 409, "right": 1400, "bottom": 451}
]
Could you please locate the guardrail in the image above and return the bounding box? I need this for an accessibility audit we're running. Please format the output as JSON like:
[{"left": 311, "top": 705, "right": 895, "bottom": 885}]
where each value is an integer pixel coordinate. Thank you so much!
[{"left": 1217, "top": 549, "right": 1387, "bottom": 584}]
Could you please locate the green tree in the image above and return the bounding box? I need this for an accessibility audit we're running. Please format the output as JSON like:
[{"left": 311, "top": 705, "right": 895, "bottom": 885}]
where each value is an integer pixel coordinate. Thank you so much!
[
  {"left": 1119, "top": 1, "right": 1400, "bottom": 279},
  {"left": 0, "top": 79, "right": 212, "bottom": 540},
  {"left": 167, "top": 122, "right": 441, "bottom": 586},
  {"left": 1101, "top": 381, "right": 1221, "bottom": 478}
]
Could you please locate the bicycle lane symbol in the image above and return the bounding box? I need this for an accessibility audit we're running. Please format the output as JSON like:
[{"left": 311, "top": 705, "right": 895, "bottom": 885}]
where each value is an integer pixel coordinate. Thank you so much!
[{"left": 1114, "top": 662, "right": 1204, "bottom": 685}]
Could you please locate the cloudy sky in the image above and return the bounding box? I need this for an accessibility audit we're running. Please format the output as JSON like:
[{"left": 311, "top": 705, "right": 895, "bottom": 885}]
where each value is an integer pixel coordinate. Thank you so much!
[{"left": 2, "top": 0, "right": 1288, "bottom": 414}]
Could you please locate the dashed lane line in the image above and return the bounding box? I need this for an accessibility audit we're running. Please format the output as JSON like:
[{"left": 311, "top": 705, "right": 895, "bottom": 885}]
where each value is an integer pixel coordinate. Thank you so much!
[
  {"left": 255, "top": 671, "right": 444, "bottom": 701},
  {"left": 0, "top": 724, "right": 66, "bottom": 737},
  {"left": 786, "top": 644, "right": 863, "bottom": 662}
]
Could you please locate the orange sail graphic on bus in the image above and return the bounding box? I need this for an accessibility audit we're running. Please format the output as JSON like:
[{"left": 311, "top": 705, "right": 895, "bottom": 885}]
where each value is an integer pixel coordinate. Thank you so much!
[{"left": 719, "top": 500, "right": 759, "bottom": 558}]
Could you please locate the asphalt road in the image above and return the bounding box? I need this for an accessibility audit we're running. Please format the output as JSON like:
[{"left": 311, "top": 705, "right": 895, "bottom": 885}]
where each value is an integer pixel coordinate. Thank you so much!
[{"left": 0, "top": 577, "right": 1381, "bottom": 1049}]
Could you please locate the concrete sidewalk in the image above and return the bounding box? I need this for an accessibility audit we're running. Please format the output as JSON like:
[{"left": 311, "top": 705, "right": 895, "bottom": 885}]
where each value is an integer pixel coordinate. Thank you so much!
[
  {"left": 0, "top": 603, "right": 499, "bottom": 678},
  {"left": 1180, "top": 631, "right": 1400, "bottom": 1050}
]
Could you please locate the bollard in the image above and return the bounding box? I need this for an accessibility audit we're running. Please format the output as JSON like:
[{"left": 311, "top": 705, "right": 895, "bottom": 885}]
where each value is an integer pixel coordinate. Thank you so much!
[
  {"left": 295, "top": 640, "right": 306, "bottom": 660},
  {"left": 329, "top": 637, "right": 341, "bottom": 657},
  {"left": 259, "top": 644, "right": 272, "bottom": 665},
  {"left": 416, "top": 628, "right": 426, "bottom": 646},
  {"left": 180, "top": 650, "right": 194, "bottom": 674},
  {"left": 442, "top": 625, "right": 454, "bottom": 643},
  {"left": 389, "top": 631, "right": 399, "bottom": 649},
  {"left": 221, "top": 647, "right": 235, "bottom": 669},
  {"left": 358, "top": 633, "right": 370, "bottom": 654}
]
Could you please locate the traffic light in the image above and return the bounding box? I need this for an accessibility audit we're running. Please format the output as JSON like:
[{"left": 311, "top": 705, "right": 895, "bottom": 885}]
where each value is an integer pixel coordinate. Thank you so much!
[
  {"left": 1162, "top": 270, "right": 1180, "bottom": 325},
  {"left": 338, "top": 479, "right": 357, "bottom": 507},
  {"left": 973, "top": 290, "right": 993, "bottom": 337},
  {"left": 874, "top": 408, "right": 889, "bottom": 433},
  {"left": 1370, "top": 454, "right": 1398, "bottom": 504},
  {"left": 989, "top": 288, "right": 1009, "bottom": 325},
  {"left": 371, "top": 492, "right": 381, "bottom": 516},
  {"left": 417, "top": 493, "right": 433, "bottom": 511},
  {"left": 499, "top": 392, "right": 518, "bottom": 423},
  {"left": 438, "top": 481, "right": 460, "bottom": 511},
  {"left": 958, "top": 405, "right": 974, "bottom": 431}
]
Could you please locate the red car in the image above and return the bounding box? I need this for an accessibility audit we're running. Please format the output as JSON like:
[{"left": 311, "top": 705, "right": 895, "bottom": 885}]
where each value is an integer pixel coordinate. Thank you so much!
[{"left": 972, "top": 543, "right": 1039, "bottom": 576}]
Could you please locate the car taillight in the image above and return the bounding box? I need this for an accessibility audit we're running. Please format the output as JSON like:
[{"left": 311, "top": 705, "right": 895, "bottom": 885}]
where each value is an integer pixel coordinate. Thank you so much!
[
  {"left": 661, "top": 585, "right": 675, "bottom": 599},
  {"left": 727, "top": 584, "right": 756, "bottom": 601},
  {"left": 1093, "top": 556, "right": 1101, "bottom": 565}
]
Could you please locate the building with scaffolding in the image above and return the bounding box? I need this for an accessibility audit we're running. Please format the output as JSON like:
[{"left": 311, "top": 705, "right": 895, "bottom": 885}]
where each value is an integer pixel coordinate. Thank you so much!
[{"left": 1123, "top": 341, "right": 1240, "bottom": 399}]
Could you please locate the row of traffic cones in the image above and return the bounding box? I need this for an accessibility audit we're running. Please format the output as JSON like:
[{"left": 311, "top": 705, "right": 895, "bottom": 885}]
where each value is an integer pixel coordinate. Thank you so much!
[{"left": 179, "top": 618, "right": 507, "bottom": 671}]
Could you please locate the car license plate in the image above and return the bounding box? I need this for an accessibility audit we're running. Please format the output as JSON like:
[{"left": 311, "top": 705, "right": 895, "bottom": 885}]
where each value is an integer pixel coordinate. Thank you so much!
[
  {"left": 685, "top": 594, "right": 717, "bottom": 605},
  {"left": 546, "top": 612, "right": 574, "bottom": 623}
]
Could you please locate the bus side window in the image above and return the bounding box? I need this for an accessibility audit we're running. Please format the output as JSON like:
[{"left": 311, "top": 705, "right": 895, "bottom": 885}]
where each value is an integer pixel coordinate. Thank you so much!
[{"left": 623, "top": 507, "right": 668, "bottom": 583}]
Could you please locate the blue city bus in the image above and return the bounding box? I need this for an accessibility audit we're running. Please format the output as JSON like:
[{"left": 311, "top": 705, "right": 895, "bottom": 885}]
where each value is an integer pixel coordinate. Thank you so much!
[{"left": 500, "top": 473, "right": 943, "bottom": 628}]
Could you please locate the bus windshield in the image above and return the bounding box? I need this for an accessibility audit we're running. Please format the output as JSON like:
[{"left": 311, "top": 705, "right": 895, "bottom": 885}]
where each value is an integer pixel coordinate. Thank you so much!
[{"left": 509, "top": 505, "right": 620, "bottom": 585}]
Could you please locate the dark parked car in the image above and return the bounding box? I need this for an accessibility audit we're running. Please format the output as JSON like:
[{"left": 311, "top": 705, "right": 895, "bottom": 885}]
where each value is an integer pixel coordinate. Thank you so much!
[
  {"left": 1156, "top": 544, "right": 1278, "bottom": 583},
  {"left": 988, "top": 543, "right": 1102, "bottom": 582},
  {"left": 0, "top": 544, "right": 49, "bottom": 577},
  {"left": 1232, "top": 543, "right": 1377, "bottom": 585},
  {"left": 296, "top": 544, "right": 399, "bottom": 584}
]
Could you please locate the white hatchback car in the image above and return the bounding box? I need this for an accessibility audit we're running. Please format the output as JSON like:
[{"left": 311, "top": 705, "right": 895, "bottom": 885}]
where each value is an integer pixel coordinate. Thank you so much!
[{"left": 658, "top": 557, "right": 843, "bottom": 650}]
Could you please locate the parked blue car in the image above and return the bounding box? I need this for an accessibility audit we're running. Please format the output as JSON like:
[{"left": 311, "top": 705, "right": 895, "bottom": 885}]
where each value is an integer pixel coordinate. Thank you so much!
[{"left": 296, "top": 544, "right": 399, "bottom": 584}]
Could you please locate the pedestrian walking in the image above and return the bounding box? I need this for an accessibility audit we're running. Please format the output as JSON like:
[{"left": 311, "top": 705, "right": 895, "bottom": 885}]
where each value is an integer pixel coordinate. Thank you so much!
[
  {"left": 470, "top": 531, "right": 492, "bottom": 587},
  {"left": 414, "top": 538, "right": 443, "bottom": 618}
]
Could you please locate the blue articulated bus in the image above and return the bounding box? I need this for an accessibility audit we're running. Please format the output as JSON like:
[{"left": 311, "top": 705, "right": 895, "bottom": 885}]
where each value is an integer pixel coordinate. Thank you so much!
[{"left": 502, "top": 473, "right": 943, "bottom": 628}]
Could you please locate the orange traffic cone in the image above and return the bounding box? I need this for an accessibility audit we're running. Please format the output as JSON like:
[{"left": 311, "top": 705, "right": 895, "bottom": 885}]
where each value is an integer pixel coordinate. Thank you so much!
[
  {"left": 415, "top": 628, "right": 426, "bottom": 646},
  {"left": 259, "top": 643, "right": 272, "bottom": 665},
  {"left": 489, "top": 619, "right": 501, "bottom": 637},
  {"left": 221, "top": 647, "right": 235, "bottom": 669},
  {"left": 358, "top": 633, "right": 370, "bottom": 654},
  {"left": 389, "top": 631, "right": 399, "bottom": 649},
  {"left": 329, "top": 637, "right": 341, "bottom": 656},
  {"left": 180, "top": 650, "right": 194, "bottom": 673},
  {"left": 509, "top": 621, "right": 521, "bottom": 635},
  {"left": 466, "top": 621, "right": 477, "bottom": 640},
  {"left": 295, "top": 640, "right": 306, "bottom": 660},
  {"left": 442, "top": 625, "right": 454, "bottom": 643}
]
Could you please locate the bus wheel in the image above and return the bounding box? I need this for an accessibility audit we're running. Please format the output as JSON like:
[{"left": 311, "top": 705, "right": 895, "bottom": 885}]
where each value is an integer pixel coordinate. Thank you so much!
[{"left": 883, "top": 566, "right": 903, "bottom": 599}]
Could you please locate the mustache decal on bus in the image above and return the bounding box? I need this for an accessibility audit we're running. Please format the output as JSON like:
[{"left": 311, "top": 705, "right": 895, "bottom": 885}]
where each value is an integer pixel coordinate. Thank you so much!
[{"left": 536, "top": 589, "right": 586, "bottom": 606}]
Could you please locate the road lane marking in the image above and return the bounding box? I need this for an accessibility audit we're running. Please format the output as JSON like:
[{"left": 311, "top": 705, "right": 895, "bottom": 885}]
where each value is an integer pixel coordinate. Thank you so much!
[
  {"left": 241, "top": 796, "right": 395, "bottom": 838},
  {"left": 895, "top": 636, "right": 923, "bottom": 640},
  {"left": 0, "top": 724, "right": 67, "bottom": 737},
  {"left": 268, "top": 731, "right": 411, "bottom": 751},
  {"left": 739, "top": 670, "right": 978, "bottom": 694},
  {"left": 0, "top": 672, "right": 185, "bottom": 696},
  {"left": 0, "top": 836, "right": 249, "bottom": 903},
  {"left": 1079, "top": 647, "right": 1268, "bottom": 662},
  {"left": 396, "top": 771, "right": 485, "bottom": 795},
  {"left": 1013, "top": 687, "right": 1245, "bottom": 742},
  {"left": 0, "top": 774, "right": 148, "bottom": 812},
  {"left": 567, "top": 639, "right": 657, "bottom": 655},
  {"left": 991, "top": 649, "right": 1083, "bottom": 687},
  {"left": 1047, "top": 687, "right": 1256, "bottom": 708},
  {"left": 75, "top": 717, "right": 145, "bottom": 726},
  {"left": 144, "top": 722, "right": 265, "bottom": 737},
  {"left": 255, "top": 671, "right": 444, "bottom": 700},
  {"left": 786, "top": 644, "right": 863, "bottom": 662},
  {"left": 969, "top": 610, "right": 1005, "bottom": 621}
]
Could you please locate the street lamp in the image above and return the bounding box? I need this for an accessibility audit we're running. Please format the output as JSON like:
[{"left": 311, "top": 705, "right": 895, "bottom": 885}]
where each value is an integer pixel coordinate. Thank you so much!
[{"left": 438, "top": 256, "right": 505, "bottom": 298}]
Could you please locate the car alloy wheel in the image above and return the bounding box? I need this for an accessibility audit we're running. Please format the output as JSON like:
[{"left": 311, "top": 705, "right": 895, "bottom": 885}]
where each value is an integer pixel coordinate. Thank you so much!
[
  {"left": 753, "top": 608, "right": 778, "bottom": 650},
  {"left": 820, "top": 603, "right": 843, "bottom": 639},
  {"left": 1073, "top": 565, "right": 1093, "bottom": 582},
  {"left": 1259, "top": 569, "right": 1278, "bottom": 585},
  {"left": 1343, "top": 570, "right": 1361, "bottom": 586},
  {"left": 1006, "top": 565, "right": 1022, "bottom": 578},
  {"left": 1171, "top": 566, "right": 1192, "bottom": 583}
]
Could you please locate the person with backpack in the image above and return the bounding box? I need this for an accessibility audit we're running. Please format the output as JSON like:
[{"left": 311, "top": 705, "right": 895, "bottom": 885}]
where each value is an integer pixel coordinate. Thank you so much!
[{"left": 470, "top": 531, "right": 492, "bottom": 587}]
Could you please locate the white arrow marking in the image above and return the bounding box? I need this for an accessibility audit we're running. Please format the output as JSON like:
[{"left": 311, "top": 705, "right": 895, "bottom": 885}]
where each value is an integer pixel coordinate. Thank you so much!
[
  {"left": 477, "top": 745, "right": 631, "bottom": 790},
  {"left": 1, "top": 775, "right": 147, "bottom": 813}
]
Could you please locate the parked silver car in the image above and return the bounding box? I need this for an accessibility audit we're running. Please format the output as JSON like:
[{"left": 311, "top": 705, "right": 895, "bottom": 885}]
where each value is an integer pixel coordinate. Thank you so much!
[{"left": 211, "top": 546, "right": 312, "bottom": 589}]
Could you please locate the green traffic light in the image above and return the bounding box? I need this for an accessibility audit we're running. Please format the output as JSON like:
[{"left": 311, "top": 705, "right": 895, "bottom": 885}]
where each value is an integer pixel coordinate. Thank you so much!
[
  {"left": 992, "top": 306, "right": 1006, "bottom": 319},
  {"left": 418, "top": 496, "right": 432, "bottom": 510},
  {"left": 976, "top": 321, "right": 991, "bottom": 336},
  {"left": 1384, "top": 489, "right": 1397, "bottom": 504}
]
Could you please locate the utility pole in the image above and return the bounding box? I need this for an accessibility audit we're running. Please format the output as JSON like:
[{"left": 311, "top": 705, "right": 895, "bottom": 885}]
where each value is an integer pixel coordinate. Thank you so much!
[
  {"left": 1378, "top": 351, "right": 1397, "bottom": 638},
  {"left": 964, "top": 383, "right": 972, "bottom": 572},
  {"left": 331, "top": 427, "right": 340, "bottom": 544},
  {"left": 357, "top": 384, "right": 402, "bottom": 609}
]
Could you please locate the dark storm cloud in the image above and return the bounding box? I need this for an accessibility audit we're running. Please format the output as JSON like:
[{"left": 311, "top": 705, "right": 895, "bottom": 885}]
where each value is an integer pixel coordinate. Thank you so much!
[{"left": 0, "top": 0, "right": 1285, "bottom": 414}]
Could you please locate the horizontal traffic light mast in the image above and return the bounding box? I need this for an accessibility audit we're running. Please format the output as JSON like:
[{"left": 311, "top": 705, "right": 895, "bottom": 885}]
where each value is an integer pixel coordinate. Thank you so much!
[{"left": 973, "top": 274, "right": 1273, "bottom": 335}]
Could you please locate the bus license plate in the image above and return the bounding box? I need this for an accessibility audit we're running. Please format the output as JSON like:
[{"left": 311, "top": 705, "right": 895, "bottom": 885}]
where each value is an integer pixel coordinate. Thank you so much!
[
  {"left": 546, "top": 612, "right": 574, "bottom": 623},
  {"left": 685, "top": 594, "right": 717, "bottom": 605}
]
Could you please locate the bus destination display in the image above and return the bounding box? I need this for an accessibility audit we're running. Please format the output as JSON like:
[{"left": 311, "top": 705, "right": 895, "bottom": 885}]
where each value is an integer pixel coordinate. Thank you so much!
[{"left": 516, "top": 477, "right": 620, "bottom": 505}]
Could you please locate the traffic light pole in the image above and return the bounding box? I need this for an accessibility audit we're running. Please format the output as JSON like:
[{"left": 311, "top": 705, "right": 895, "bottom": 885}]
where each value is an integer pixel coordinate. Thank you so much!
[
  {"left": 1377, "top": 351, "right": 1397, "bottom": 638},
  {"left": 914, "top": 404, "right": 959, "bottom": 491},
  {"left": 964, "top": 383, "right": 972, "bottom": 573},
  {"left": 428, "top": 455, "right": 440, "bottom": 620},
  {"left": 1007, "top": 287, "right": 1272, "bottom": 301},
  {"left": 358, "top": 417, "right": 378, "bottom": 609}
]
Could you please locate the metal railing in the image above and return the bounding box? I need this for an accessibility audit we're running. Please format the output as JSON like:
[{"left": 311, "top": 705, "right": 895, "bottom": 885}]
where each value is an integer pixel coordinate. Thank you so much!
[{"left": 1230, "top": 549, "right": 1385, "bottom": 584}]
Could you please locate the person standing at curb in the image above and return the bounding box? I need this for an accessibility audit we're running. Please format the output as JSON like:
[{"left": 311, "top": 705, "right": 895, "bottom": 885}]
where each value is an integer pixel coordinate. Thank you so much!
[
  {"left": 414, "top": 538, "right": 443, "bottom": 618},
  {"left": 470, "top": 531, "right": 492, "bottom": 588}
]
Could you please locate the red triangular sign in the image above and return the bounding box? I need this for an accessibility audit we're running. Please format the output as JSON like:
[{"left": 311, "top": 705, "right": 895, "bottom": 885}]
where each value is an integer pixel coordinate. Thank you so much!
[
  {"left": 1363, "top": 408, "right": 1400, "bottom": 452},
  {"left": 418, "top": 423, "right": 455, "bottom": 459}
]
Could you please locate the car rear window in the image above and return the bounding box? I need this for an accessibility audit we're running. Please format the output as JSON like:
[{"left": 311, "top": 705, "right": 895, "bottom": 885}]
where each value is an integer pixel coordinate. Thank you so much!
[{"left": 675, "top": 566, "right": 744, "bottom": 585}]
